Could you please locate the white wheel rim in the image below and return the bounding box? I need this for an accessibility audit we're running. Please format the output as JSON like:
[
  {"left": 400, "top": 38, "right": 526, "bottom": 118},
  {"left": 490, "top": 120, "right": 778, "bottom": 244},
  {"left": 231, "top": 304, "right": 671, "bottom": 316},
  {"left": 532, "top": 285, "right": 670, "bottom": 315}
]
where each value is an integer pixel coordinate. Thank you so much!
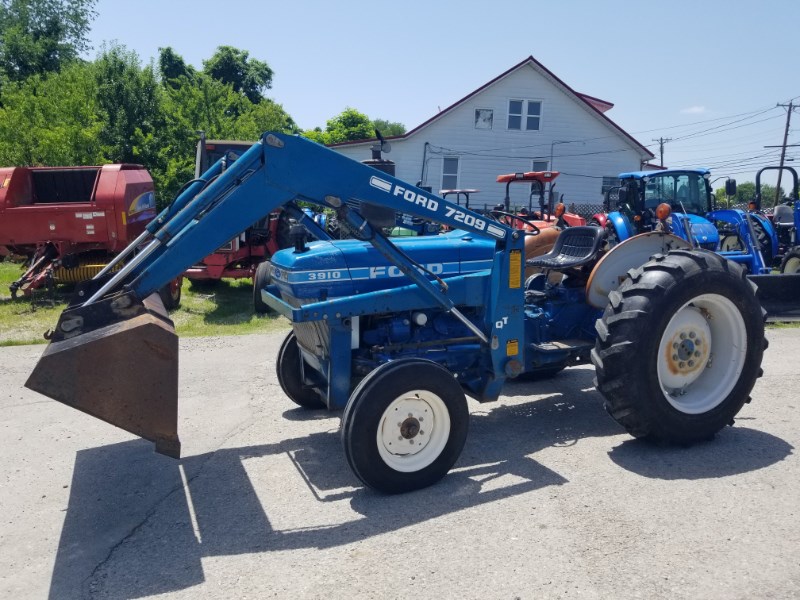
[
  {"left": 720, "top": 236, "right": 742, "bottom": 251},
  {"left": 376, "top": 391, "right": 450, "bottom": 473},
  {"left": 784, "top": 257, "right": 800, "bottom": 273},
  {"left": 657, "top": 294, "right": 747, "bottom": 414}
]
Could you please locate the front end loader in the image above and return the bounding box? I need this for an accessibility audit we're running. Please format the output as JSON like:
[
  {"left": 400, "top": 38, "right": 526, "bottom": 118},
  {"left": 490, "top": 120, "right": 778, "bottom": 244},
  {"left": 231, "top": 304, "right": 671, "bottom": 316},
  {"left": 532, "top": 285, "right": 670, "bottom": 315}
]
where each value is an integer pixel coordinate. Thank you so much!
[{"left": 26, "top": 133, "right": 766, "bottom": 493}]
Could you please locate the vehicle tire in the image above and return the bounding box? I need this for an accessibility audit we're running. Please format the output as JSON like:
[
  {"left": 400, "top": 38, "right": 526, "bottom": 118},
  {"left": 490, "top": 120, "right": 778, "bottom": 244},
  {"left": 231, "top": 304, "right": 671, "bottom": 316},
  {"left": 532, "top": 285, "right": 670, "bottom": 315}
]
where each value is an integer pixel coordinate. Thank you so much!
[
  {"left": 719, "top": 234, "right": 743, "bottom": 252},
  {"left": 592, "top": 249, "right": 766, "bottom": 444},
  {"left": 749, "top": 216, "right": 773, "bottom": 261},
  {"left": 158, "top": 277, "right": 182, "bottom": 310},
  {"left": 276, "top": 331, "right": 326, "bottom": 409},
  {"left": 603, "top": 223, "right": 620, "bottom": 248},
  {"left": 253, "top": 260, "right": 272, "bottom": 314},
  {"left": 341, "top": 358, "right": 469, "bottom": 494},
  {"left": 779, "top": 248, "right": 800, "bottom": 273}
]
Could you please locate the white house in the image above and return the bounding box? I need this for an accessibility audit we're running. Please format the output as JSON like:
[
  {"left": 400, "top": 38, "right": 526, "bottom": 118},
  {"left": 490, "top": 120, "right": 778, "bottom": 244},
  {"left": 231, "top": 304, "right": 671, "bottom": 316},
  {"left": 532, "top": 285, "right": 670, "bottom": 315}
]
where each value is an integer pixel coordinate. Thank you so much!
[{"left": 330, "top": 56, "right": 655, "bottom": 213}]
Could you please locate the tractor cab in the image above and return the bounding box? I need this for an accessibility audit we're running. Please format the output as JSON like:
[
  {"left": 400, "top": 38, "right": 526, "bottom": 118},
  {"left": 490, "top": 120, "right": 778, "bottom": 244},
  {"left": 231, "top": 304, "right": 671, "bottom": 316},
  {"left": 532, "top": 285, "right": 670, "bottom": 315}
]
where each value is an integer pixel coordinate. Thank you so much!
[{"left": 608, "top": 169, "right": 720, "bottom": 250}]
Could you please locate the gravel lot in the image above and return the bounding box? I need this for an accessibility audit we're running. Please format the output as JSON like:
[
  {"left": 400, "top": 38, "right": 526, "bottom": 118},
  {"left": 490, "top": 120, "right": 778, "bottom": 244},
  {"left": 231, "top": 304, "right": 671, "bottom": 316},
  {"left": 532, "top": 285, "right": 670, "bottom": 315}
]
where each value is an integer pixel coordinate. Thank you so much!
[{"left": 1, "top": 328, "right": 798, "bottom": 599}]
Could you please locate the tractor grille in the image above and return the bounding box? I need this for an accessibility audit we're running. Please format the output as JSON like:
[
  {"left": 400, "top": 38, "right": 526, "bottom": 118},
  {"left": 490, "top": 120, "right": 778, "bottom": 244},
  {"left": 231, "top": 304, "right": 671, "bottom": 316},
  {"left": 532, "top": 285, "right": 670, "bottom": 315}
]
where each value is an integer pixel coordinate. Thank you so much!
[
  {"left": 283, "top": 293, "right": 331, "bottom": 358},
  {"left": 294, "top": 321, "right": 330, "bottom": 359}
]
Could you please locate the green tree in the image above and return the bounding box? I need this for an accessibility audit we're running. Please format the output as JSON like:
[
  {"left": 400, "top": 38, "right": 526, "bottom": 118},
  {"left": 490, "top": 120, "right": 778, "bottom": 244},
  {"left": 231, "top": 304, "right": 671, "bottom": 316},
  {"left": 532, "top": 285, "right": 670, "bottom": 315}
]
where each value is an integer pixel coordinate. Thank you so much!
[
  {"left": 0, "top": 0, "right": 96, "bottom": 84},
  {"left": 302, "top": 109, "right": 405, "bottom": 144},
  {"left": 0, "top": 61, "right": 104, "bottom": 165},
  {"left": 143, "top": 70, "right": 296, "bottom": 203},
  {"left": 303, "top": 107, "right": 373, "bottom": 144},
  {"left": 93, "top": 44, "right": 161, "bottom": 164},
  {"left": 202, "top": 46, "right": 273, "bottom": 104},
  {"left": 158, "top": 46, "right": 195, "bottom": 87},
  {"left": 372, "top": 118, "right": 405, "bottom": 137}
]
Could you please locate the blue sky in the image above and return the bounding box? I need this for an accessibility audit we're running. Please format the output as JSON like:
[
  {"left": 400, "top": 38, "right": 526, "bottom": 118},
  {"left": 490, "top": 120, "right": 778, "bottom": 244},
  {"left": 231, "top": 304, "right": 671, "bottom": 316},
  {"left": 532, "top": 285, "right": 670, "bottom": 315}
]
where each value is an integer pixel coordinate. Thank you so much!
[{"left": 87, "top": 0, "right": 799, "bottom": 188}]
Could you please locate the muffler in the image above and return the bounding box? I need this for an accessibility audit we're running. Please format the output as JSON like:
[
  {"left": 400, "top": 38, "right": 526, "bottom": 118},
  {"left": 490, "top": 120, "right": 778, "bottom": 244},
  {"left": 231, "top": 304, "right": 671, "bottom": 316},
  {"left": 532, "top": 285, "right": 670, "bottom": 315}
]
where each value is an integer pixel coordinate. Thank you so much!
[
  {"left": 749, "top": 273, "right": 800, "bottom": 321},
  {"left": 25, "top": 277, "right": 180, "bottom": 457}
]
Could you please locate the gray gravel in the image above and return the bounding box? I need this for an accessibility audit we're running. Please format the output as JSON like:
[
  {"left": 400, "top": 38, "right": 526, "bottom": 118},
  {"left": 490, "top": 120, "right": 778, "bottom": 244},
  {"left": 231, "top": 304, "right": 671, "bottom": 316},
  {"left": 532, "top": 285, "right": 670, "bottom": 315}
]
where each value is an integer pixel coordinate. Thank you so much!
[{"left": 1, "top": 327, "right": 798, "bottom": 600}]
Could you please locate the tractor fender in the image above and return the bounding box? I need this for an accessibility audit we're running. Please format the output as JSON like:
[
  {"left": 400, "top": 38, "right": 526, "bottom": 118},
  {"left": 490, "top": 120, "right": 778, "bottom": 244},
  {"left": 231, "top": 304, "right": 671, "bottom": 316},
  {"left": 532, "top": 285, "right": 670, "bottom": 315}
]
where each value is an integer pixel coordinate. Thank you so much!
[
  {"left": 606, "top": 211, "right": 635, "bottom": 241},
  {"left": 585, "top": 231, "right": 691, "bottom": 308},
  {"left": 590, "top": 212, "right": 607, "bottom": 228}
]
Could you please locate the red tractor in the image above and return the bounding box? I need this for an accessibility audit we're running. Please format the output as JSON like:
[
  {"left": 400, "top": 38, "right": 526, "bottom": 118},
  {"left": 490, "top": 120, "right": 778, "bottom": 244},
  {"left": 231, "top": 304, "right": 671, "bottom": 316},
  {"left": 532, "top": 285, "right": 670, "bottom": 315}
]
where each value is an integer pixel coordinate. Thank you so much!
[
  {"left": 0, "top": 164, "right": 180, "bottom": 307},
  {"left": 189, "top": 136, "right": 337, "bottom": 312},
  {"left": 491, "top": 171, "right": 586, "bottom": 231}
]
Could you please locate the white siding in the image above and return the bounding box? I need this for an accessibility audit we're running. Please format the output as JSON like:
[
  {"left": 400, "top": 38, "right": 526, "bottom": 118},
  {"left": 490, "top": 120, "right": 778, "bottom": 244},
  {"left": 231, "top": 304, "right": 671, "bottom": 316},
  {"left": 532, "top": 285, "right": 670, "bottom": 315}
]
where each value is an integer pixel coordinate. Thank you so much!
[{"left": 333, "top": 62, "right": 649, "bottom": 212}]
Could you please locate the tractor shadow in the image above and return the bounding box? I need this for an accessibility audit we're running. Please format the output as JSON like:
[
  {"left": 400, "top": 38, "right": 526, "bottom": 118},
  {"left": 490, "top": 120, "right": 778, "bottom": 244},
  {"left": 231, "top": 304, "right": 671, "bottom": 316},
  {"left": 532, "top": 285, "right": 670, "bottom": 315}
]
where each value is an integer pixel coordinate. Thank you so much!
[{"left": 48, "top": 366, "right": 792, "bottom": 599}]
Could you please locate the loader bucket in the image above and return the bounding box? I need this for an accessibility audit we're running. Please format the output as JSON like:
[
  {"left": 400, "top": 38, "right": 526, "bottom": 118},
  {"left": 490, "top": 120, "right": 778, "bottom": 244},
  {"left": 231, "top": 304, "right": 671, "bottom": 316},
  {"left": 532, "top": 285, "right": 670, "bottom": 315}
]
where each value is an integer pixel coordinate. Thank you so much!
[
  {"left": 749, "top": 273, "right": 800, "bottom": 322},
  {"left": 25, "top": 281, "right": 180, "bottom": 458}
]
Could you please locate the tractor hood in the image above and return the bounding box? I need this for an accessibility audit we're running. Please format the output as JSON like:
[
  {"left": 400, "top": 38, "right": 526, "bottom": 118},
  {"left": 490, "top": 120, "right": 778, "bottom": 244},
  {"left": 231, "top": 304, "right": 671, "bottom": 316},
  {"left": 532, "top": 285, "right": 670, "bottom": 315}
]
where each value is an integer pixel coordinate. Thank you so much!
[
  {"left": 270, "top": 232, "right": 495, "bottom": 304},
  {"left": 669, "top": 213, "right": 719, "bottom": 250}
]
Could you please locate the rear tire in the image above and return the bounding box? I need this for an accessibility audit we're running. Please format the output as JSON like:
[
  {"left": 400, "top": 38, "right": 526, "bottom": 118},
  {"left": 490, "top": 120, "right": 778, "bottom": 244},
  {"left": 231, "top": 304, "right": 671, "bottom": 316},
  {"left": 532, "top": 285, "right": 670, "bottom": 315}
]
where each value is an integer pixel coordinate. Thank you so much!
[
  {"left": 276, "top": 331, "right": 325, "bottom": 409},
  {"left": 592, "top": 250, "right": 765, "bottom": 444},
  {"left": 253, "top": 260, "right": 272, "bottom": 314},
  {"left": 341, "top": 359, "right": 469, "bottom": 494}
]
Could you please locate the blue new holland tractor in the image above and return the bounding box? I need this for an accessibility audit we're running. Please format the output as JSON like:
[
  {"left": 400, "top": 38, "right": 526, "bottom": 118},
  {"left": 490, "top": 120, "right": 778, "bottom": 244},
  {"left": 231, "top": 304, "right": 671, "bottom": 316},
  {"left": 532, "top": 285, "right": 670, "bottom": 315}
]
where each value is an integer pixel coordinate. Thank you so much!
[
  {"left": 602, "top": 167, "right": 800, "bottom": 319},
  {"left": 26, "top": 134, "right": 766, "bottom": 494}
]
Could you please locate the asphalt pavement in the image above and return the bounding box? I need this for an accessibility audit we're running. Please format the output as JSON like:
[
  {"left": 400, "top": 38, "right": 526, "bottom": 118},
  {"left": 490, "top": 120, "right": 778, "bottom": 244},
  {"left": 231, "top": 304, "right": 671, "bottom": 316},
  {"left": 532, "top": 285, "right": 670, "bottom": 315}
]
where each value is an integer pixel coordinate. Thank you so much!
[{"left": 1, "top": 328, "right": 798, "bottom": 600}]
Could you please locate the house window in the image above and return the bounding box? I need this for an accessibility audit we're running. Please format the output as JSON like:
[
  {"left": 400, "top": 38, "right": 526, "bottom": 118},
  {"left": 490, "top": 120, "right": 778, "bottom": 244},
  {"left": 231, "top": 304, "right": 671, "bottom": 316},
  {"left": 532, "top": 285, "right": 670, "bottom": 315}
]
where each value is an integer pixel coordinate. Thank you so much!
[
  {"left": 508, "top": 100, "right": 542, "bottom": 130},
  {"left": 442, "top": 157, "right": 459, "bottom": 190},
  {"left": 532, "top": 160, "right": 549, "bottom": 172},
  {"left": 475, "top": 108, "right": 493, "bottom": 129}
]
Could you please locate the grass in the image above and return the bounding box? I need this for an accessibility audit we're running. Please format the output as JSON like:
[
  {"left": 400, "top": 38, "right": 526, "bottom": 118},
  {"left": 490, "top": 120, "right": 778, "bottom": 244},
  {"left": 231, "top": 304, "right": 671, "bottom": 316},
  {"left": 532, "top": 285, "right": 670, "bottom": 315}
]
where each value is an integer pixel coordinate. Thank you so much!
[
  {"left": 0, "top": 260, "right": 290, "bottom": 347},
  {"left": 2, "top": 256, "right": 797, "bottom": 346}
]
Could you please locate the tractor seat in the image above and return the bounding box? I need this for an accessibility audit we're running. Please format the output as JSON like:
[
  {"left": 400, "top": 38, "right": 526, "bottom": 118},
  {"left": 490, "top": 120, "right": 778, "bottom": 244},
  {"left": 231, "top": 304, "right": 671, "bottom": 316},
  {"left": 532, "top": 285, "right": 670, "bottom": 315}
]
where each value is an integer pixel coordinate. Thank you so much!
[
  {"left": 773, "top": 204, "right": 794, "bottom": 228},
  {"left": 526, "top": 226, "right": 604, "bottom": 271}
]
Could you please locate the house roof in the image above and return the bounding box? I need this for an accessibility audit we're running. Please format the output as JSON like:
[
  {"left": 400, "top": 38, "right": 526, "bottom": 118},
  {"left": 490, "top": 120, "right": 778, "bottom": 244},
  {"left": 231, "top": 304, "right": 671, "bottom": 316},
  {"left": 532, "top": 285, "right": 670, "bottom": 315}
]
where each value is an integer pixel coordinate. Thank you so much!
[{"left": 330, "top": 55, "right": 654, "bottom": 160}]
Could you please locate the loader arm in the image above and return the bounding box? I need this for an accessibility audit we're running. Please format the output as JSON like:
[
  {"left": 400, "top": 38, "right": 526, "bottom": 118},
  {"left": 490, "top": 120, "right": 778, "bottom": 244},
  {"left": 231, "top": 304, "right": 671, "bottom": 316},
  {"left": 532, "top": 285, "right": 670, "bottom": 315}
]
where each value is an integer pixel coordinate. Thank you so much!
[
  {"left": 27, "top": 132, "right": 523, "bottom": 458},
  {"left": 96, "top": 133, "right": 512, "bottom": 302}
]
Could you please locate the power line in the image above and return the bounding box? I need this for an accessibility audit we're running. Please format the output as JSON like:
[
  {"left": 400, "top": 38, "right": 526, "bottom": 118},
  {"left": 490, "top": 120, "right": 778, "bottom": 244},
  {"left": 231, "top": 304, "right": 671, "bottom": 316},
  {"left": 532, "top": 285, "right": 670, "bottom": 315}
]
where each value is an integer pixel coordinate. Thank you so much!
[{"left": 652, "top": 137, "right": 672, "bottom": 166}]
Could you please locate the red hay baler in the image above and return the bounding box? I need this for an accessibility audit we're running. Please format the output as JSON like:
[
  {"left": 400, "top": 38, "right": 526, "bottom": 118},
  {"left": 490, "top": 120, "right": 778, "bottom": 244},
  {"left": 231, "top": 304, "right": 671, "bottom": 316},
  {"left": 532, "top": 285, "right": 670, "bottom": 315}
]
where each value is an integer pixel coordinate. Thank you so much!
[{"left": 0, "top": 164, "right": 163, "bottom": 299}]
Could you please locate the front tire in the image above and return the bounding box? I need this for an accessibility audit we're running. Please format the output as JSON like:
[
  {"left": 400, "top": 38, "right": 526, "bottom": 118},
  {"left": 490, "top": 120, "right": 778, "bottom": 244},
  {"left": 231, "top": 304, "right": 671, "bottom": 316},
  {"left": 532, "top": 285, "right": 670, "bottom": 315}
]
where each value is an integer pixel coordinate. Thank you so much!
[
  {"left": 158, "top": 277, "right": 182, "bottom": 310},
  {"left": 592, "top": 250, "right": 765, "bottom": 444},
  {"left": 253, "top": 260, "right": 272, "bottom": 314},
  {"left": 341, "top": 359, "right": 469, "bottom": 494},
  {"left": 780, "top": 248, "right": 800, "bottom": 273},
  {"left": 276, "top": 331, "right": 326, "bottom": 409}
]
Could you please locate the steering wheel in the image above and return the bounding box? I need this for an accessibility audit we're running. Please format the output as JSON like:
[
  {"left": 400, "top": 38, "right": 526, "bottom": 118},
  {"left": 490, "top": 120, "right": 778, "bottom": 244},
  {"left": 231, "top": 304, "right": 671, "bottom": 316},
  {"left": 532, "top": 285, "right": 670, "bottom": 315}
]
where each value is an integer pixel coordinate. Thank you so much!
[{"left": 488, "top": 210, "right": 541, "bottom": 235}]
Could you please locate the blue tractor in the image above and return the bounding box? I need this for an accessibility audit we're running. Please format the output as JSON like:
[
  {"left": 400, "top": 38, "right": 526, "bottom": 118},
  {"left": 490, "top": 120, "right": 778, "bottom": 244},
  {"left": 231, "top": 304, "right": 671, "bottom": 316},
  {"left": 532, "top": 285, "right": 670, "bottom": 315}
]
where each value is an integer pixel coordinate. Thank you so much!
[
  {"left": 602, "top": 168, "right": 800, "bottom": 319},
  {"left": 603, "top": 168, "right": 778, "bottom": 271},
  {"left": 751, "top": 166, "right": 800, "bottom": 274},
  {"left": 25, "top": 134, "right": 766, "bottom": 494}
]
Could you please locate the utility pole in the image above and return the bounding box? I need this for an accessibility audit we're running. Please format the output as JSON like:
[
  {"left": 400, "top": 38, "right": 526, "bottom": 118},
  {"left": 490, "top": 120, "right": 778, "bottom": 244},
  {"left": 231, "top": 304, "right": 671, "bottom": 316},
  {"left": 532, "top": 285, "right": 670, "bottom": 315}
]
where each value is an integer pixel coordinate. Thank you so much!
[
  {"left": 652, "top": 137, "right": 672, "bottom": 167},
  {"left": 774, "top": 101, "right": 796, "bottom": 206}
]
